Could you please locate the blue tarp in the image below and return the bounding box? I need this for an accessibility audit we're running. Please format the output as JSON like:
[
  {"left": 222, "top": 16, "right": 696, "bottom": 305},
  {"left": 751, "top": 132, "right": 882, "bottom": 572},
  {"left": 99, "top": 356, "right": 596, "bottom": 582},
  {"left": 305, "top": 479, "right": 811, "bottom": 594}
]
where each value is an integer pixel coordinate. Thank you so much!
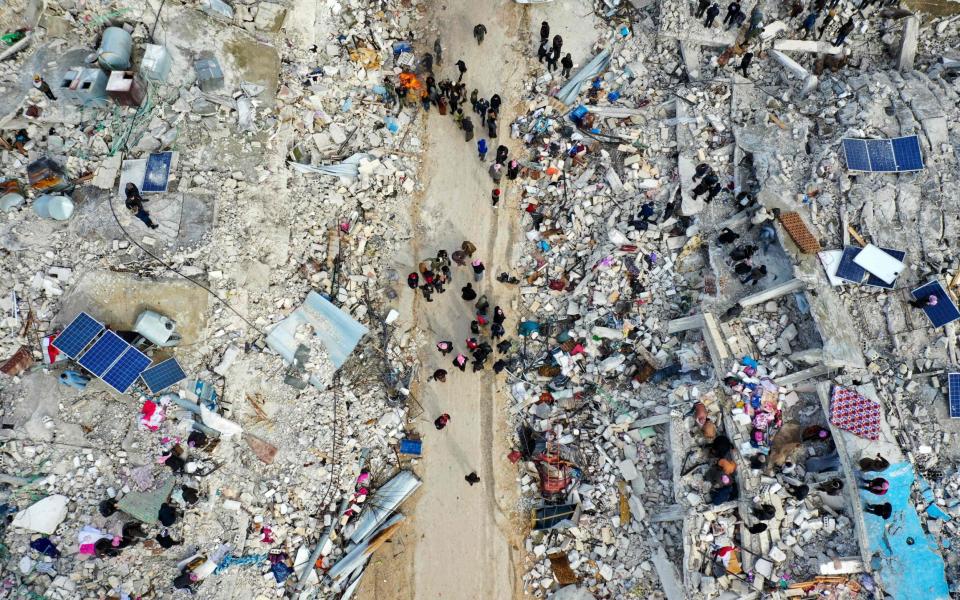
[
  {"left": 265, "top": 291, "right": 368, "bottom": 382},
  {"left": 860, "top": 462, "right": 949, "bottom": 600}
]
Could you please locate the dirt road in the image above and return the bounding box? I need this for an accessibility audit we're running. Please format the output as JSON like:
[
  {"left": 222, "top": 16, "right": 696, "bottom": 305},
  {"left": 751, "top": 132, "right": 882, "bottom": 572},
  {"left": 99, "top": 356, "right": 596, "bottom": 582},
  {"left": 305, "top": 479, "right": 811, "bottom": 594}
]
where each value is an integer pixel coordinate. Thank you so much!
[
  {"left": 355, "top": 2, "right": 602, "bottom": 598},
  {"left": 357, "top": 2, "right": 529, "bottom": 599}
]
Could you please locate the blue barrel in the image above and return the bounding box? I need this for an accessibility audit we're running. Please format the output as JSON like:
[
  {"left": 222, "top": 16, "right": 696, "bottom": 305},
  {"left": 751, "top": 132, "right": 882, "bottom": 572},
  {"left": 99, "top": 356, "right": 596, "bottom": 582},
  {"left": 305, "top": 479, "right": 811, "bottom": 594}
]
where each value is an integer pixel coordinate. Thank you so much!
[{"left": 98, "top": 27, "right": 132, "bottom": 71}]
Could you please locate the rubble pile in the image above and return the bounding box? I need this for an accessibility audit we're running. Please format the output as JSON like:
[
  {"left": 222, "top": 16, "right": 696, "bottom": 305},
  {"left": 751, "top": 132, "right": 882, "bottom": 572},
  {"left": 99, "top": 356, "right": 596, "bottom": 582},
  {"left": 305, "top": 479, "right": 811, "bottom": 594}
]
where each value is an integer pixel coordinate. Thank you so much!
[{"left": 0, "top": 0, "right": 431, "bottom": 595}]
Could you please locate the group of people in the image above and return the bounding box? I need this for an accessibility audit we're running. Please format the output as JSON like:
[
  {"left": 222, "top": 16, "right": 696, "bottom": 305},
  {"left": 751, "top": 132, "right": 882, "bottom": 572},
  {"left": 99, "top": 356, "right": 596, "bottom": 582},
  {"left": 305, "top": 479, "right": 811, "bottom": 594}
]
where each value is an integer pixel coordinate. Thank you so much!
[
  {"left": 690, "top": 163, "right": 772, "bottom": 287},
  {"left": 536, "top": 22, "right": 574, "bottom": 77}
]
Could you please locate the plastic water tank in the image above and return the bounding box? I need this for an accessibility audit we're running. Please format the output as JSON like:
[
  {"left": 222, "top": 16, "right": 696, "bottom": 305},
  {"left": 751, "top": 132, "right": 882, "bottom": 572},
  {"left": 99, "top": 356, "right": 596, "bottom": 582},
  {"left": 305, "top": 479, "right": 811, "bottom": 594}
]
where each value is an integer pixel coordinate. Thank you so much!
[
  {"left": 98, "top": 27, "right": 132, "bottom": 71},
  {"left": 0, "top": 193, "right": 24, "bottom": 212},
  {"left": 134, "top": 310, "right": 179, "bottom": 346},
  {"left": 32, "top": 195, "right": 74, "bottom": 220}
]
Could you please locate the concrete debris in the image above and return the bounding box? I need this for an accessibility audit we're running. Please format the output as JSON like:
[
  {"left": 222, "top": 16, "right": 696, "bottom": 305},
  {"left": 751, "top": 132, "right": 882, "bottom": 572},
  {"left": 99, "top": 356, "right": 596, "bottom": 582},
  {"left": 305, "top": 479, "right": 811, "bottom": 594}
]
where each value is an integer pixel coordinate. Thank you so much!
[{"left": 2, "top": 0, "right": 960, "bottom": 596}]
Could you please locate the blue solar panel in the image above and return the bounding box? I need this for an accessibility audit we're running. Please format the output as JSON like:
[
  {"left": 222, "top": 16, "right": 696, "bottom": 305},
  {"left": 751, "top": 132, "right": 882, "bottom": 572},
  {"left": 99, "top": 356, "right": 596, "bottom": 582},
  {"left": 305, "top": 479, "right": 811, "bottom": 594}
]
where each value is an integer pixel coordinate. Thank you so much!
[
  {"left": 142, "top": 152, "right": 173, "bottom": 193},
  {"left": 140, "top": 358, "right": 187, "bottom": 393},
  {"left": 892, "top": 135, "right": 924, "bottom": 172},
  {"left": 867, "top": 139, "right": 896, "bottom": 172},
  {"left": 835, "top": 246, "right": 866, "bottom": 283},
  {"left": 77, "top": 331, "right": 128, "bottom": 376},
  {"left": 102, "top": 347, "right": 152, "bottom": 393},
  {"left": 949, "top": 373, "right": 960, "bottom": 419},
  {"left": 52, "top": 312, "right": 104, "bottom": 358},
  {"left": 912, "top": 281, "right": 960, "bottom": 328},
  {"left": 842, "top": 139, "right": 870, "bottom": 171},
  {"left": 865, "top": 248, "right": 906, "bottom": 289}
]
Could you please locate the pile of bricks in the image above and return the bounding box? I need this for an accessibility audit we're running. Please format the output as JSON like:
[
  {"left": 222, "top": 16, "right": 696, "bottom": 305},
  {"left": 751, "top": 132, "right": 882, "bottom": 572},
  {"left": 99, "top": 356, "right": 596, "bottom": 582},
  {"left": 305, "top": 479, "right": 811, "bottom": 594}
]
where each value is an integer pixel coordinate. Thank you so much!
[{"left": 778, "top": 211, "right": 822, "bottom": 254}]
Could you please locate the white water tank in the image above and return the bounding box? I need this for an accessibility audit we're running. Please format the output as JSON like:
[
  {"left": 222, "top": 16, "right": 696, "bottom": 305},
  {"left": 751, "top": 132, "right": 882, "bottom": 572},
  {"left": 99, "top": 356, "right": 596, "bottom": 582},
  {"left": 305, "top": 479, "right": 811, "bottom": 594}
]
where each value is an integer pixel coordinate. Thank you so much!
[{"left": 134, "top": 310, "right": 181, "bottom": 347}]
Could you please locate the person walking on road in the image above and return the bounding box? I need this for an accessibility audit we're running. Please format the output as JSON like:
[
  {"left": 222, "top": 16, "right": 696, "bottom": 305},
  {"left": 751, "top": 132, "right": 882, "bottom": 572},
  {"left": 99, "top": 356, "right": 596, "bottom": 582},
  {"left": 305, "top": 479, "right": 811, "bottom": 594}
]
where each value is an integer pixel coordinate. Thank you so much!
[
  {"left": 496, "top": 144, "right": 508, "bottom": 164},
  {"left": 461, "top": 282, "right": 477, "bottom": 301},
  {"left": 431, "top": 369, "right": 448, "bottom": 382},
  {"left": 407, "top": 272, "right": 419, "bottom": 289},
  {"left": 453, "top": 353, "right": 467, "bottom": 372},
  {"left": 491, "top": 188, "right": 501, "bottom": 207},
  {"left": 472, "top": 259, "right": 486, "bottom": 281},
  {"left": 437, "top": 341, "right": 453, "bottom": 355},
  {"left": 560, "top": 53, "right": 574, "bottom": 78},
  {"left": 473, "top": 23, "right": 487, "bottom": 44},
  {"left": 463, "top": 116, "right": 474, "bottom": 141},
  {"left": 547, "top": 46, "right": 560, "bottom": 71},
  {"left": 477, "top": 138, "right": 488, "bottom": 160},
  {"left": 490, "top": 94, "right": 502, "bottom": 114},
  {"left": 434, "top": 38, "right": 443, "bottom": 65},
  {"left": 465, "top": 472, "right": 480, "bottom": 485},
  {"left": 434, "top": 413, "right": 450, "bottom": 430},
  {"left": 455, "top": 59, "right": 467, "bottom": 83},
  {"left": 537, "top": 38, "right": 549, "bottom": 63}
]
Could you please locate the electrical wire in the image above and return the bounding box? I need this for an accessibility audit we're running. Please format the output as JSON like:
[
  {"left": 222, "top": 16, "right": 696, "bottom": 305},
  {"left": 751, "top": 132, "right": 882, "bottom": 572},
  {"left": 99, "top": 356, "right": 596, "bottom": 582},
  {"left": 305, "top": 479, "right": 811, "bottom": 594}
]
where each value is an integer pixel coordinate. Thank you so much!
[{"left": 107, "top": 194, "right": 266, "bottom": 337}]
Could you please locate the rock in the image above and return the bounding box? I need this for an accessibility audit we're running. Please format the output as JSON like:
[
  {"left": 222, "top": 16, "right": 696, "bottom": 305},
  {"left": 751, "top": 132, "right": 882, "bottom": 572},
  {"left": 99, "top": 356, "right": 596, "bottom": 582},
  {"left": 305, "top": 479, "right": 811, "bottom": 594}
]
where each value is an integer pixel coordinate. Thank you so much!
[{"left": 12, "top": 495, "right": 70, "bottom": 534}]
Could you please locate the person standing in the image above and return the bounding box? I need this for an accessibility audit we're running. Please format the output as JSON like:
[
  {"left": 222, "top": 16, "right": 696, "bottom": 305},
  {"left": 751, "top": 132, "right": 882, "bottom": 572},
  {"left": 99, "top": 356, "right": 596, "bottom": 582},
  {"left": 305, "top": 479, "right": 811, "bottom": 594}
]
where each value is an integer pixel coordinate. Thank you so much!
[
  {"left": 694, "top": 162, "right": 713, "bottom": 180},
  {"left": 436, "top": 341, "right": 453, "bottom": 355},
  {"left": 487, "top": 113, "right": 498, "bottom": 139},
  {"left": 705, "top": 3, "right": 721, "bottom": 27},
  {"left": 434, "top": 413, "right": 451, "bottom": 430},
  {"left": 560, "top": 53, "right": 574, "bottom": 78},
  {"left": 833, "top": 18, "right": 854, "bottom": 46},
  {"left": 478, "top": 138, "right": 488, "bottom": 161},
  {"left": 461, "top": 282, "right": 477, "bottom": 300},
  {"left": 739, "top": 51, "right": 753, "bottom": 77},
  {"left": 455, "top": 59, "right": 467, "bottom": 83},
  {"left": 818, "top": 6, "right": 838, "bottom": 38},
  {"left": 741, "top": 264, "right": 768, "bottom": 285},
  {"left": 407, "top": 272, "right": 419, "bottom": 289},
  {"left": 125, "top": 183, "right": 159, "bottom": 229},
  {"left": 547, "top": 46, "right": 561, "bottom": 71},
  {"left": 507, "top": 160, "right": 520, "bottom": 180},
  {"left": 33, "top": 74, "right": 56, "bottom": 100},
  {"left": 463, "top": 117, "right": 474, "bottom": 142},
  {"left": 552, "top": 34, "right": 563, "bottom": 54},
  {"left": 864, "top": 502, "right": 892, "bottom": 519},
  {"left": 465, "top": 472, "right": 480, "bottom": 485},
  {"left": 723, "top": 1, "right": 741, "bottom": 26},
  {"left": 799, "top": 11, "right": 818, "bottom": 38},
  {"left": 476, "top": 97, "right": 489, "bottom": 123},
  {"left": 434, "top": 38, "right": 443, "bottom": 65},
  {"left": 537, "top": 38, "right": 549, "bottom": 63},
  {"left": 496, "top": 144, "right": 508, "bottom": 164},
  {"left": 490, "top": 94, "right": 502, "bottom": 114},
  {"left": 453, "top": 353, "right": 467, "bottom": 372},
  {"left": 491, "top": 188, "right": 501, "bottom": 207},
  {"left": 473, "top": 23, "right": 487, "bottom": 44},
  {"left": 696, "top": 0, "right": 710, "bottom": 17},
  {"left": 470, "top": 89, "right": 479, "bottom": 112},
  {"left": 540, "top": 21, "right": 550, "bottom": 43},
  {"left": 472, "top": 260, "right": 486, "bottom": 281},
  {"left": 431, "top": 369, "right": 448, "bottom": 382},
  {"left": 462, "top": 240, "right": 477, "bottom": 257},
  {"left": 420, "top": 281, "right": 434, "bottom": 302}
]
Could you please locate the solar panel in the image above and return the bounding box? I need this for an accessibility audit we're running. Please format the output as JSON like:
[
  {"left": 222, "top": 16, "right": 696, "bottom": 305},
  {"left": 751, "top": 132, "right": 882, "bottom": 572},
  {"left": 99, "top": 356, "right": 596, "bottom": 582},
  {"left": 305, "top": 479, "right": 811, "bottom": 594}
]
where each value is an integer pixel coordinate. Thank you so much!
[
  {"left": 140, "top": 358, "right": 187, "bottom": 393},
  {"left": 835, "top": 246, "right": 866, "bottom": 283},
  {"left": 865, "top": 248, "right": 906, "bottom": 288},
  {"left": 842, "top": 136, "right": 925, "bottom": 172},
  {"left": 102, "top": 347, "right": 152, "bottom": 394},
  {"left": 52, "top": 312, "right": 104, "bottom": 358},
  {"left": 912, "top": 281, "right": 960, "bottom": 328},
  {"left": 77, "top": 331, "right": 128, "bottom": 376},
  {"left": 948, "top": 372, "right": 960, "bottom": 419},
  {"left": 892, "top": 135, "right": 924, "bottom": 172},
  {"left": 842, "top": 139, "right": 870, "bottom": 171},
  {"left": 867, "top": 139, "right": 896, "bottom": 172},
  {"left": 141, "top": 152, "right": 173, "bottom": 193}
]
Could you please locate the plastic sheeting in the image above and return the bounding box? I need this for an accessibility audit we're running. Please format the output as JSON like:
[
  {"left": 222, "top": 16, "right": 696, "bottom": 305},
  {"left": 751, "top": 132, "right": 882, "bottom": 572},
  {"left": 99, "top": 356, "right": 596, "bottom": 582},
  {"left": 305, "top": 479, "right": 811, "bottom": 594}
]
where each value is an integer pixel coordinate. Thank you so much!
[
  {"left": 554, "top": 48, "right": 612, "bottom": 106},
  {"left": 266, "top": 291, "right": 368, "bottom": 379},
  {"left": 348, "top": 470, "right": 420, "bottom": 543},
  {"left": 288, "top": 153, "right": 373, "bottom": 182}
]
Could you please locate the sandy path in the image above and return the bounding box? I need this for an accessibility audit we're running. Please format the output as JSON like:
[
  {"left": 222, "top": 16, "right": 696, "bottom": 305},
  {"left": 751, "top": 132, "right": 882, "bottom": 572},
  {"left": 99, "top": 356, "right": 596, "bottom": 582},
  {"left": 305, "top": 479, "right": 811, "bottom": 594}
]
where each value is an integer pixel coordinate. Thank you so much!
[{"left": 357, "top": 1, "right": 530, "bottom": 599}]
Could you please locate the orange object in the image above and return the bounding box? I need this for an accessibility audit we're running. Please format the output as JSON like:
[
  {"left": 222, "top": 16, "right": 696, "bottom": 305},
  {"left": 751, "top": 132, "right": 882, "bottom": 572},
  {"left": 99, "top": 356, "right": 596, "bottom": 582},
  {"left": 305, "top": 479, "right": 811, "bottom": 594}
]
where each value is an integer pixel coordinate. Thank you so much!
[
  {"left": 398, "top": 72, "right": 421, "bottom": 90},
  {"left": 718, "top": 458, "right": 737, "bottom": 475}
]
